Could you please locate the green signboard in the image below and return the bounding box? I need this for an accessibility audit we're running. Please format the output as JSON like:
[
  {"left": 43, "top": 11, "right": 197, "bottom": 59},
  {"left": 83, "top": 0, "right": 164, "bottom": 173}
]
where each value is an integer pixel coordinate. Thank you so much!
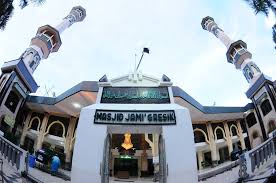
[
  {"left": 101, "top": 87, "right": 170, "bottom": 104},
  {"left": 4, "top": 115, "right": 15, "bottom": 128}
]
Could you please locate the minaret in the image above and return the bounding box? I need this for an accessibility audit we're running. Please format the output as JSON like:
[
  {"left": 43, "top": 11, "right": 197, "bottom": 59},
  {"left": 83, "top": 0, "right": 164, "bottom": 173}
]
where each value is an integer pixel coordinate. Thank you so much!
[
  {"left": 0, "top": 6, "right": 86, "bottom": 127},
  {"left": 201, "top": 16, "right": 262, "bottom": 85},
  {"left": 21, "top": 6, "right": 86, "bottom": 74}
]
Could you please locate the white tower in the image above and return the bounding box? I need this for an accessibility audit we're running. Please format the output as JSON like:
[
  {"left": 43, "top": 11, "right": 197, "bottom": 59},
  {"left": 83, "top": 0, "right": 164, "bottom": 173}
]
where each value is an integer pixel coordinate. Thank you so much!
[
  {"left": 0, "top": 6, "right": 86, "bottom": 126},
  {"left": 21, "top": 6, "right": 86, "bottom": 74},
  {"left": 201, "top": 16, "right": 262, "bottom": 85}
]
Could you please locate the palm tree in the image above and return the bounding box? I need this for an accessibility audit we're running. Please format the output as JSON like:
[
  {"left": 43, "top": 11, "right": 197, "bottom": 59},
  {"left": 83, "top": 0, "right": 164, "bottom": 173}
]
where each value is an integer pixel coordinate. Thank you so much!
[
  {"left": 244, "top": 0, "right": 276, "bottom": 15},
  {"left": 244, "top": 0, "right": 276, "bottom": 49},
  {"left": 0, "top": 0, "right": 14, "bottom": 30},
  {"left": 0, "top": 0, "right": 46, "bottom": 30}
]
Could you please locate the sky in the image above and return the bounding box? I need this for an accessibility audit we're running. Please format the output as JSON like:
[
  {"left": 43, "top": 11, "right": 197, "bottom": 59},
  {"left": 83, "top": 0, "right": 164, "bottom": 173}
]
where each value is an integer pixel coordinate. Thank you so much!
[{"left": 0, "top": 0, "right": 275, "bottom": 107}]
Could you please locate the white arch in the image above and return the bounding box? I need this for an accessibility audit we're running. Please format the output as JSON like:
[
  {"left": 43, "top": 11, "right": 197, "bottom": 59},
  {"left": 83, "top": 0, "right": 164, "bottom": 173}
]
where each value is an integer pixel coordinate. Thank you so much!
[
  {"left": 193, "top": 128, "right": 210, "bottom": 144},
  {"left": 214, "top": 126, "right": 226, "bottom": 140},
  {"left": 27, "top": 116, "right": 41, "bottom": 131},
  {"left": 230, "top": 125, "right": 239, "bottom": 137},
  {"left": 44, "top": 121, "right": 66, "bottom": 138}
]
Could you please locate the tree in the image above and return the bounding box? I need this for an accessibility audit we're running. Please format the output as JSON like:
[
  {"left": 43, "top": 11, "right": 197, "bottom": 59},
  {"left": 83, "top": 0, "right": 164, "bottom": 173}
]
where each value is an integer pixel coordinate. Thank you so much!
[
  {"left": 0, "top": 0, "right": 14, "bottom": 30},
  {"left": 243, "top": 0, "right": 276, "bottom": 49},
  {"left": 0, "top": 0, "right": 46, "bottom": 30},
  {"left": 244, "top": 0, "right": 276, "bottom": 15}
]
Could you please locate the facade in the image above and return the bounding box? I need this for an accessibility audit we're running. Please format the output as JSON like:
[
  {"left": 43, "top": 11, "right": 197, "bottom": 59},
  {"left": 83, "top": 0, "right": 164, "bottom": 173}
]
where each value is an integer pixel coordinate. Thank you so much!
[{"left": 0, "top": 6, "right": 275, "bottom": 182}]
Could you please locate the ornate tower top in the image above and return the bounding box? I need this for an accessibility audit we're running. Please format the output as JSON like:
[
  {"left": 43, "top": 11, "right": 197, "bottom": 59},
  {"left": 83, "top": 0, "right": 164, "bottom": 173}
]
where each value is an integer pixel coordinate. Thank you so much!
[
  {"left": 21, "top": 6, "right": 86, "bottom": 74},
  {"left": 201, "top": 16, "right": 261, "bottom": 85}
]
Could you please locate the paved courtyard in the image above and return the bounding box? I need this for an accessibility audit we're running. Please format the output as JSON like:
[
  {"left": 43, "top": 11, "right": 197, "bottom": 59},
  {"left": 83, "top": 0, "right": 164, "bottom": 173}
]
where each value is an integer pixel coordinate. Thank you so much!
[{"left": 1, "top": 154, "right": 275, "bottom": 183}]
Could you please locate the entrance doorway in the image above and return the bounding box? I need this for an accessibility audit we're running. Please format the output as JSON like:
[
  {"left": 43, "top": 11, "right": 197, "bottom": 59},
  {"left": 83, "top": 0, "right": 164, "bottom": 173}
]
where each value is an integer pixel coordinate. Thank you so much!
[
  {"left": 114, "top": 158, "right": 138, "bottom": 177},
  {"left": 109, "top": 133, "right": 157, "bottom": 181}
]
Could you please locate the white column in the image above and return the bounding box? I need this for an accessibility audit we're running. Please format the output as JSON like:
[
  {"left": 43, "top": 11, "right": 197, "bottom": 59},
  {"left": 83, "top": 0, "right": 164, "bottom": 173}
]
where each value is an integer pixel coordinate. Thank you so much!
[
  {"left": 35, "top": 113, "right": 49, "bottom": 151},
  {"left": 206, "top": 122, "right": 218, "bottom": 166},
  {"left": 216, "top": 30, "right": 233, "bottom": 48},
  {"left": 237, "top": 120, "right": 246, "bottom": 150},
  {"left": 65, "top": 117, "right": 77, "bottom": 169},
  {"left": 20, "top": 111, "right": 33, "bottom": 146},
  {"left": 223, "top": 121, "right": 233, "bottom": 155},
  {"left": 55, "top": 19, "right": 72, "bottom": 33},
  {"left": 197, "top": 151, "right": 204, "bottom": 170},
  {"left": 55, "top": 6, "right": 86, "bottom": 33}
]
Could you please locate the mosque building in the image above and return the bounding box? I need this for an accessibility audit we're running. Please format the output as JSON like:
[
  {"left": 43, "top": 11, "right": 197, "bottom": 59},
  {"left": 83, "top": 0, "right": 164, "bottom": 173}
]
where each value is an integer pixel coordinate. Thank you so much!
[{"left": 0, "top": 6, "right": 275, "bottom": 181}]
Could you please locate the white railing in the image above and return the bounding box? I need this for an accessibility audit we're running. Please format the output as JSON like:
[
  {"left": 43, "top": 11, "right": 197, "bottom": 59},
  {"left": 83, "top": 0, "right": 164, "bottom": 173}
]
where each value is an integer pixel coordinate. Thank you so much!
[
  {"left": 239, "top": 130, "right": 276, "bottom": 179},
  {"left": 0, "top": 134, "right": 28, "bottom": 173}
]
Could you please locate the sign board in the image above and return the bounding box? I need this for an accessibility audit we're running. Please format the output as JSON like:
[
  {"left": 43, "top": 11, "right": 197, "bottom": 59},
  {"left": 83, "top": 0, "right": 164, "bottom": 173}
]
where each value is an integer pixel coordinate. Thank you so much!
[
  {"left": 4, "top": 115, "right": 15, "bottom": 128},
  {"left": 101, "top": 87, "right": 170, "bottom": 104},
  {"left": 94, "top": 110, "right": 176, "bottom": 125}
]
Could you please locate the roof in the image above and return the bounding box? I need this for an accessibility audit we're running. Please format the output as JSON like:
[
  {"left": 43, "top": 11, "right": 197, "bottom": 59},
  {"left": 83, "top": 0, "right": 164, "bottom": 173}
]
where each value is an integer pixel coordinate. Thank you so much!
[{"left": 26, "top": 81, "right": 253, "bottom": 115}]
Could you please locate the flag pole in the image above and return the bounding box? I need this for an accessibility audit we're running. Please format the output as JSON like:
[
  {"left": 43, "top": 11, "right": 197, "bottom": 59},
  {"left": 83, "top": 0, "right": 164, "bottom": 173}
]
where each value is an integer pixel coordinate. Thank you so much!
[
  {"left": 136, "top": 52, "right": 144, "bottom": 71},
  {"left": 136, "top": 47, "right": 149, "bottom": 71}
]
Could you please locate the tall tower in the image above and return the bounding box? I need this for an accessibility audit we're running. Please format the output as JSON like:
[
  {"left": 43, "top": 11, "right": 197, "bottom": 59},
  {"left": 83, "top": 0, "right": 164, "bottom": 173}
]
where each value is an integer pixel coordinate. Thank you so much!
[
  {"left": 201, "top": 16, "right": 276, "bottom": 143},
  {"left": 201, "top": 16, "right": 262, "bottom": 85},
  {"left": 0, "top": 6, "right": 86, "bottom": 129}
]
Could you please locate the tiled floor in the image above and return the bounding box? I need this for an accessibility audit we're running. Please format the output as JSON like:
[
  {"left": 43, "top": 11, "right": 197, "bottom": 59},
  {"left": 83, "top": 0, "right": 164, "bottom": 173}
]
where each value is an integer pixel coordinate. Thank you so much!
[
  {"left": 1, "top": 154, "right": 275, "bottom": 183},
  {"left": 28, "top": 167, "right": 70, "bottom": 183},
  {"left": 110, "top": 177, "right": 157, "bottom": 183}
]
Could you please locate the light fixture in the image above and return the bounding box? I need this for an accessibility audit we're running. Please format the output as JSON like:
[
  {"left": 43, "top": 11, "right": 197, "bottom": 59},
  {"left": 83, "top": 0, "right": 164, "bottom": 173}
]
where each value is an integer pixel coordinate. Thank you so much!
[
  {"left": 121, "top": 132, "right": 133, "bottom": 150},
  {"left": 72, "top": 102, "right": 82, "bottom": 109}
]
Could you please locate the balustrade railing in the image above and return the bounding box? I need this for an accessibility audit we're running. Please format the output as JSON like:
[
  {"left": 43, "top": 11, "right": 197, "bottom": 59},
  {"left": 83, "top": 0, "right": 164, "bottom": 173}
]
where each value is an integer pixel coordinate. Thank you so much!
[
  {"left": 0, "top": 134, "right": 28, "bottom": 174},
  {"left": 239, "top": 130, "right": 276, "bottom": 179}
]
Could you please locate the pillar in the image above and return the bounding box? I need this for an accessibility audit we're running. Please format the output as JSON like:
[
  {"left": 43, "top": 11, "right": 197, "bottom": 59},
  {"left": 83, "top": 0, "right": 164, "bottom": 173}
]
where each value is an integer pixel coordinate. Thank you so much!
[
  {"left": 223, "top": 121, "right": 233, "bottom": 155},
  {"left": 197, "top": 151, "right": 204, "bottom": 170},
  {"left": 206, "top": 122, "right": 218, "bottom": 166},
  {"left": 64, "top": 117, "right": 77, "bottom": 170},
  {"left": 145, "top": 133, "right": 159, "bottom": 175},
  {"left": 35, "top": 113, "right": 49, "bottom": 151},
  {"left": 237, "top": 120, "right": 246, "bottom": 150},
  {"left": 20, "top": 111, "right": 32, "bottom": 146}
]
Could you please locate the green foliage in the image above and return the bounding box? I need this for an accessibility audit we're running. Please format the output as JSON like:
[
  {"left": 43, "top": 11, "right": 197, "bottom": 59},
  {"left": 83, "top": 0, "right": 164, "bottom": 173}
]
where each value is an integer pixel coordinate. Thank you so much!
[
  {"left": 0, "top": 0, "right": 14, "bottom": 30},
  {"left": 0, "top": 0, "right": 46, "bottom": 30},
  {"left": 244, "top": 0, "right": 276, "bottom": 50},
  {"left": 244, "top": 0, "right": 276, "bottom": 16}
]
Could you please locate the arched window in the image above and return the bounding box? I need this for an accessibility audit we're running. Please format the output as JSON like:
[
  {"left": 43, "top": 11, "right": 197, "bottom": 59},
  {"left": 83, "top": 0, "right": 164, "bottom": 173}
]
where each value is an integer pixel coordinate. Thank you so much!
[
  {"left": 194, "top": 130, "right": 206, "bottom": 143},
  {"left": 260, "top": 99, "right": 272, "bottom": 116},
  {"left": 48, "top": 122, "right": 64, "bottom": 137},
  {"left": 4, "top": 91, "right": 20, "bottom": 113},
  {"left": 29, "top": 117, "right": 40, "bottom": 131},
  {"left": 246, "top": 113, "right": 257, "bottom": 128},
  {"left": 245, "top": 68, "right": 253, "bottom": 79},
  {"left": 268, "top": 120, "right": 276, "bottom": 133},
  {"left": 231, "top": 126, "right": 238, "bottom": 136},
  {"left": 215, "top": 128, "right": 225, "bottom": 140},
  {"left": 251, "top": 65, "right": 260, "bottom": 74}
]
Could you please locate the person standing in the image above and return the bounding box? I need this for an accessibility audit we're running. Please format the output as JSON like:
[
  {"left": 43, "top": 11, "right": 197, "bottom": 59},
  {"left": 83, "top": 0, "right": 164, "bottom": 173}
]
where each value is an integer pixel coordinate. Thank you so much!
[{"left": 51, "top": 154, "right": 61, "bottom": 175}]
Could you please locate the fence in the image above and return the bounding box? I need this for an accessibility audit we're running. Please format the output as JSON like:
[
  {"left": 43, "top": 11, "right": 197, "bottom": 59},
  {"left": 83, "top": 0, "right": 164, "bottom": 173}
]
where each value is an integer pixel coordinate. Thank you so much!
[
  {"left": 0, "top": 134, "right": 28, "bottom": 174},
  {"left": 239, "top": 130, "right": 276, "bottom": 179}
]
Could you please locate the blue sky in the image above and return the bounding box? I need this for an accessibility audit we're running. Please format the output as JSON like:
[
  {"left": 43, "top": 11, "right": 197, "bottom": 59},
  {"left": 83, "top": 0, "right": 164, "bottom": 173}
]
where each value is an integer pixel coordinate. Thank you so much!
[{"left": 0, "top": 0, "right": 275, "bottom": 106}]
